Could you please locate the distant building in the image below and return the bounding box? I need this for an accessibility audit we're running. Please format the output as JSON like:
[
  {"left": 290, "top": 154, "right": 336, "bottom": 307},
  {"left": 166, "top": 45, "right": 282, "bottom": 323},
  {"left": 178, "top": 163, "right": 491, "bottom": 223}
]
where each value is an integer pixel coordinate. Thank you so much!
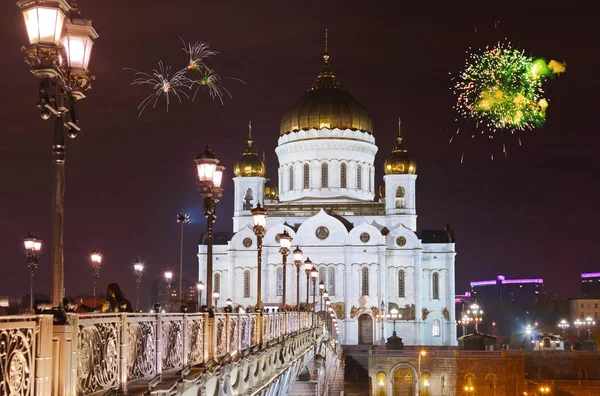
[
  {"left": 151, "top": 278, "right": 200, "bottom": 312},
  {"left": 569, "top": 298, "right": 600, "bottom": 321},
  {"left": 533, "top": 333, "right": 566, "bottom": 351},
  {"left": 470, "top": 275, "right": 544, "bottom": 306},
  {"left": 581, "top": 272, "right": 600, "bottom": 297}
]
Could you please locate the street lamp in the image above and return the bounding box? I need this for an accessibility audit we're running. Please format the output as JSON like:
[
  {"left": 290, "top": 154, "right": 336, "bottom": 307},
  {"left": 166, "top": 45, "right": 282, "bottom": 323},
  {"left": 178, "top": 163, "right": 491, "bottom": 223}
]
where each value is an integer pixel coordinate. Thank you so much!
[
  {"left": 133, "top": 260, "right": 144, "bottom": 311},
  {"left": 574, "top": 319, "right": 583, "bottom": 339},
  {"left": 467, "top": 303, "right": 483, "bottom": 332},
  {"left": 310, "top": 268, "right": 318, "bottom": 313},
  {"left": 558, "top": 319, "right": 569, "bottom": 337},
  {"left": 176, "top": 213, "right": 190, "bottom": 306},
  {"left": 251, "top": 204, "right": 267, "bottom": 314},
  {"left": 304, "top": 258, "right": 313, "bottom": 306},
  {"left": 17, "top": 0, "right": 99, "bottom": 320},
  {"left": 196, "top": 281, "right": 204, "bottom": 311},
  {"left": 226, "top": 298, "right": 233, "bottom": 313},
  {"left": 319, "top": 281, "right": 325, "bottom": 311},
  {"left": 164, "top": 271, "right": 173, "bottom": 311},
  {"left": 418, "top": 350, "right": 426, "bottom": 396},
  {"left": 379, "top": 300, "right": 386, "bottom": 344},
  {"left": 90, "top": 249, "right": 102, "bottom": 307},
  {"left": 279, "top": 229, "right": 292, "bottom": 310},
  {"left": 213, "top": 291, "right": 220, "bottom": 312},
  {"left": 388, "top": 308, "right": 401, "bottom": 335},
  {"left": 23, "top": 233, "right": 42, "bottom": 312},
  {"left": 293, "top": 247, "right": 303, "bottom": 311},
  {"left": 195, "top": 147, "right": 225, "bottom": 314},
  {"left": 585, "top": 317, "right": 596, "bottom": 340}
]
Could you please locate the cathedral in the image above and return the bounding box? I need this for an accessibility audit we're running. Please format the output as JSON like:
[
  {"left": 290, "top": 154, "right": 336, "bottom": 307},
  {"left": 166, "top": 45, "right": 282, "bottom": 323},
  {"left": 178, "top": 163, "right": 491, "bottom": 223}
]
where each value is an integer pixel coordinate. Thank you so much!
[{"left": 198, "top": 45, "right": 457, "bottom": 347}]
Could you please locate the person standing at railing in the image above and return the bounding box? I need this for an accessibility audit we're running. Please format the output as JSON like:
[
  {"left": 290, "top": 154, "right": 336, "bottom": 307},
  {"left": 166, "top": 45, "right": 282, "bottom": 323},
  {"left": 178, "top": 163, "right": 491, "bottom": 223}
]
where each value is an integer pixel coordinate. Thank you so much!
[{"left": 79, "top": 283, "right": 133, "bottom": 313}]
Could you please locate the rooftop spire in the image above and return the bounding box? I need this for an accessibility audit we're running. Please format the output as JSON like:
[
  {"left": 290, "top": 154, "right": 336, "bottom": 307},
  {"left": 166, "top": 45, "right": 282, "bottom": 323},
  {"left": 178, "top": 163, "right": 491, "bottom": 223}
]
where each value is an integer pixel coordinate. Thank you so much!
[
  {"left": 397, "top": 117, "right": 403, "bottom": 145},
  {"left": 248, "top": 120, "right": 253, "bottom": 146},
  {"left": 324, "top": 29, "right": 330, "bottom": 66}
]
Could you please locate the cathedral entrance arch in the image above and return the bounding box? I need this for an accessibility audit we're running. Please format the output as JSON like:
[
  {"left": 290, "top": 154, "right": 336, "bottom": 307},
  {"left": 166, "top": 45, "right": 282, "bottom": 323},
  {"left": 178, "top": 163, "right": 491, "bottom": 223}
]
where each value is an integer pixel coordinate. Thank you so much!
[
  {"left": 358, "top": 314, "right": 373, "bottom": 344},
  {"left": 393, "top": 368, "right": 413, "bottom": 396}
]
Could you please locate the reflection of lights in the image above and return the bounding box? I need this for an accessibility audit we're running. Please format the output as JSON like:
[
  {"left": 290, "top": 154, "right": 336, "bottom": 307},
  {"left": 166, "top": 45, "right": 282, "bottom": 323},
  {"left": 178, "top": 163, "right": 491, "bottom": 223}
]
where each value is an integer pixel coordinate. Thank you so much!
[{"left": 424, "top": 379, "right": 430, "bottom": 388}]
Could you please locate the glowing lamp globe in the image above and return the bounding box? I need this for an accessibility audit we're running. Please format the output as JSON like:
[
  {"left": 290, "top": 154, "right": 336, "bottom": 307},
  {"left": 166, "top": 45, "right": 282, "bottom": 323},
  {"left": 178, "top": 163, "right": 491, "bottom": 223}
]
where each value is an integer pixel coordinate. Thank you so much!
[
  {"left": 90, "top": 249, "right": 102, "bottom": 264},
  {"left": 279, "top": 230, "right": 292, "bottom": 249},
  {"left": 304, "top": 258, "right": 313, "bottom": 271},
  {"left": 133, "top": 262, "right": 144, "bottom": 273},
  {"left": 17, "top": 0, "right": 71, "bottom": 46},
  {"left": 293, "top": 247, "right": 303, "bottom": 262},
  {"left": 251, "top": 203, "right": 268, "bottom": 228},
  {"left": 61, "top": 15, "right": 98, "bottom": 71},
  {"left": 195, "top": 147, "right": 218, "bottom": 185},
  {"left": 197, "top": 282, "right": 204, "bottom": 291},
  {"left": 164, "top": 271, "right": 173, "bottom": 281}
]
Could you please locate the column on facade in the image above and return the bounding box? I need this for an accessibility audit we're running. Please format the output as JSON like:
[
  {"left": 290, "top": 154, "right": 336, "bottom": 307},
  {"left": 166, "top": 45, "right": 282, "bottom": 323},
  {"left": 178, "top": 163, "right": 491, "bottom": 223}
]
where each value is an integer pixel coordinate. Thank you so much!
[
  {"left": 447, "top": 254, "right": 457, "bottom": 344},
  {"left": 378, "top": 250, "right": 386, "bottom": 342},
  {"left": 229, "top": 252, "right": 236, "bottom": 303},
  {"left": 343, "top": 250, "right": 352, "bottom": 344},
  {"left": 414, "top": 250, "right": 423, "bottom": 344}
]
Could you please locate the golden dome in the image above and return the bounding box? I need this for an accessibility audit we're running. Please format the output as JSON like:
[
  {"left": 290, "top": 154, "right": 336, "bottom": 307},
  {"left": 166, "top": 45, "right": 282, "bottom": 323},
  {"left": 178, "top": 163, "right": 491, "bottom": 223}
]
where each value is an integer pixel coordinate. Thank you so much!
[
  {"left": 384, "top": 119, "right": 417, "bottom": 175},
  {"left": 234, "top": 121, "right": 266, "bottom": 177},
  {"left": 264, "top": 179, "right": 279, "bottom": 201},
  {"left": 279, "top": 38, "right": 372, "bottom": 135}
]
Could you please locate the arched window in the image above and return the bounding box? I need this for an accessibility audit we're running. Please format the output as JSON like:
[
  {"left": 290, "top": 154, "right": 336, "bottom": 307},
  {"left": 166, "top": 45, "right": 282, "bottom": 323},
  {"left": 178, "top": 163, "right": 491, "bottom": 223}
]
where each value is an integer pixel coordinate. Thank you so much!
[
  {"left": 465, "top": 374, "right": 475, "bottom": 390},
  {"left": 321, "top": 163, "right": 328, "bottom": 188},
  {"left": 319, "top": 267, "right": 325, "bottom": 285},
  {"left": 421, "top": 373, "right": 431, "bottom": 396},
  {"left": 303, "top": 163, "right": 310, "bottom": 189},
  {"left": 368, "top": 167, "right": 372, "bottom": 192},
  {"left": 340, "top": 163, "right": 347, "bottom": 188},
  {"left": 328, "top": 267, "right": 335, "bottom": 296},
  {"left": 357, "top": 164, "right": 362, "bottom": 190},
  {"left": 243, "top": 188, "right": 254, "bottom": 210},
  {"left": 276, "top": 268, "right": 283, "bottom": 296},
  {"left": 432, "top": 319, "right": 440, "bottom": 337},
  {"left": 214, "top": 273, "right": 221, "bottom": 293},
  {"left": 243, "top": 270, "right": 251, "bottom": 298},
  {"left": 398, "top": 270, "right": 405, "bottom": 297},
  {"left": 432, "top": 272, "right": 439, "bottom": 300},
  {"left": 376, "top": 373, "right": 386, "bottom": 396},
  {"left": 289, "top": 166, "right": 294, "bottom": 191},
  {"left": 361, "top": 267, "right": 369, "bottom": 296},
  {"left": 396, "top": 186, "right": 405, "bottom": 197}
]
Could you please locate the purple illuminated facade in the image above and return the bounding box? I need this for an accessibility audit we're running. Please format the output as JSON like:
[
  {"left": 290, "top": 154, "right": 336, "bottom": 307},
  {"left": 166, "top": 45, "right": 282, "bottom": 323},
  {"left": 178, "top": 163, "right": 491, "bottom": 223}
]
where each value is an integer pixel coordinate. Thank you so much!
[
  {"left": 470, "top": 275, "right": 545, "bottom": 306},
  {"left": 581, "top": 272, "right": 600, "bottom": 296}
]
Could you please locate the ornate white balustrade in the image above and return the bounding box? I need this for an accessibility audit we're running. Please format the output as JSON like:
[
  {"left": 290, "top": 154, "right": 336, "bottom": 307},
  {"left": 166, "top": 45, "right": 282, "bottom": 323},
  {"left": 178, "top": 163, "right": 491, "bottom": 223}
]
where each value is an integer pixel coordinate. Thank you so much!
[{"left": 0, "top": 311, "right": 319, "bottom": 395}]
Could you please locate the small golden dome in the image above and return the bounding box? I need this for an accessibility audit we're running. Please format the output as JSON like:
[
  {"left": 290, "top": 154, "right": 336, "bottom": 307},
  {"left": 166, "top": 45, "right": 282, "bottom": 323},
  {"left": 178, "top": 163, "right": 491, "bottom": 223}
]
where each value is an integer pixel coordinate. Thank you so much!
[
  {"left": 264, "top": 179, "right": 279, "bottom": 201},
  {"left": 279, "top": 35, "right": 372, "bottom": 135},
  {"left": 234, "top": 121, "right": 266, "bottom": 177},
  {"left": 384, "top": 118, "right": 417, "bottom": 175},
  {"left": 379, "top": 184, "right": 386, "bottom": 199}
]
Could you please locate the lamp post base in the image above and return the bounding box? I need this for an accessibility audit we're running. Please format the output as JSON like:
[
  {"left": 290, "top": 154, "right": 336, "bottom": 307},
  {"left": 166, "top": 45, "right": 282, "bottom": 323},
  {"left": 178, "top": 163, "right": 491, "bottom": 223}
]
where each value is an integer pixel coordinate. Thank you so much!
[{"left": 385, "top": 332, "right": 404, "bottom": 350}]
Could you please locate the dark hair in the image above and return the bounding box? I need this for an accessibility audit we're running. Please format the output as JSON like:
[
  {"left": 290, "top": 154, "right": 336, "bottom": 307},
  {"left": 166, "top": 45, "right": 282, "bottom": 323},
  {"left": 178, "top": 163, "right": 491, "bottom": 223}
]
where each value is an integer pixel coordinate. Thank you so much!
[{"left": 105, "top": 283, "right": 132, "bottom": 312}]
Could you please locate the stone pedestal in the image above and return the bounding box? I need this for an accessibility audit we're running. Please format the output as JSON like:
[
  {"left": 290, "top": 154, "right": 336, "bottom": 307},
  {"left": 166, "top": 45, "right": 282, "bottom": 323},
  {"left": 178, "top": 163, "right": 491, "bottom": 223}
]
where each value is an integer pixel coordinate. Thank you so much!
[{"left": 385, "top": 332, "right": 404, "bottom": 350}]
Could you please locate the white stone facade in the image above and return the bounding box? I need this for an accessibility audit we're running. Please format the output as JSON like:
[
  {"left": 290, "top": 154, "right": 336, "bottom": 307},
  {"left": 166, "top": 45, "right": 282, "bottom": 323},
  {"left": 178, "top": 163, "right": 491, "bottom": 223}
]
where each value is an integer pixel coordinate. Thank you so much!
[{"left": 198, "top": 124, "right": 458, "bottom": 347}]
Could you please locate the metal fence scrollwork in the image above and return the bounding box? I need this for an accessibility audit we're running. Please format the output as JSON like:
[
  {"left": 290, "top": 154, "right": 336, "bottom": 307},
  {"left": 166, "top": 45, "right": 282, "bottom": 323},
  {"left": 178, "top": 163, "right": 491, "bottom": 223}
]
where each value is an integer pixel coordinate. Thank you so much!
[
  {"left": 0, "top": 317, "right": 36, "bottom": 396},
  {"left": 186, "top": 314, "right": 205, "bottom": 366},
  {"left": 126, "top": 315, "right": 157, "bottom": 381},
  {"left": 76, "top": 315, "right": 120, "bottom": 394},
  {"left": 161, "top": 315, "right": 183, "bottom": 371}
]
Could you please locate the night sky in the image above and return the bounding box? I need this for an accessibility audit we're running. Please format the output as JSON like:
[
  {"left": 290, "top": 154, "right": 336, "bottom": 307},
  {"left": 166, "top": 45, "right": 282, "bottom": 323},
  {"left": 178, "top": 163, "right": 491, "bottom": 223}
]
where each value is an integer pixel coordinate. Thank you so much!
[{"left": 1, "top": 1, "right": 597, "bottom": 308}]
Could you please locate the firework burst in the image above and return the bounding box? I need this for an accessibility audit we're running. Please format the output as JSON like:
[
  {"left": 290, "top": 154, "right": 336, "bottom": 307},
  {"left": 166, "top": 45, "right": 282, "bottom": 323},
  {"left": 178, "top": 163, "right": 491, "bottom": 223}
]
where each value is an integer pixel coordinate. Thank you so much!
[
  {"left": 183, "top": 39, "right": 217, "bottom": 72},
  {"left": 190, "top": 68, "right": 245, "bottom": 104},
  {"left": 453, "top": 41, "right": 565, "bottom": 132},
  {"left": 126, "top": 62, "right": 192, "bottom": 116}
]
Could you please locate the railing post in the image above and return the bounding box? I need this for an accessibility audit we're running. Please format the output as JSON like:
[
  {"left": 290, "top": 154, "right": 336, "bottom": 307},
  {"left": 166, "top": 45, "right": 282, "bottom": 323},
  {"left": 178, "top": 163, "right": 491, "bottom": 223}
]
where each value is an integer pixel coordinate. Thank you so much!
[
  {"left": 119, "top": 313, "right": 128, "bottom": 391},
  {"left": 156, "top": 312, "right": 163, "bottom": 375},
  {"left": 52, "top": 316, "right": 77, "bottom": 396},
  {"left": 183, "top": 313, "right": 189, "bottom": 368},
  {"left": 35, "top": 315, "right": 53, "bottom": 396}
]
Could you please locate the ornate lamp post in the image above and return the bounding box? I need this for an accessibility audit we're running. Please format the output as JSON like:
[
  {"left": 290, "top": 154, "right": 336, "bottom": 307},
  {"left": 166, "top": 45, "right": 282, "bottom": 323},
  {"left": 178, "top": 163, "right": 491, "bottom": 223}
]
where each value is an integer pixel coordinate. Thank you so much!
[
  {"left": 278, "top": 230, "right": 292, "bottom": 310},
  {"left": 164, "top": 271, "right": 173, "bottom": 311},
  {"left": 196, "top": 281, "right": 204, "bottom": 311},
  {"left": 378, "top": 300, "right": 386, "bottom": 344},
  {"left": 574, "top": 319, "right": 583, "bottom": 339},
  {"left": 417, "top": 350, "right": 426, "bottom": 396},
  {"left": 585, "top": 317, "right": 596, "bottom": 340},
  {"left": 467, "top": 303, "right": 483, "bottom": 332},
  {"left": 16, "top": 0, "right": 98, "bottom": 320},
  {"left": 176, "top": 213, "right": 190, "bottom": 306},
  {"left": 304, "top": 258, "right": 313, "bottom": 306},
  {"left": 195, "top": 147, "right": 225, "bottom": 314},
  {"left": 213, "top": 291, "right": 220, "bottom": 312},
  {"left": 319, "top": 281, "right": 325, "bottom": 312},
  {"left": 310, "top": 268, "right": 318, "bottom": 313},
  {"left": 293, "top": 247, "right": 303, "bottom": 311},
  {"left": 558, "top": 319, "right": 569, "bottom": 338},
  {"left": 90, "top": 249, "right": 102, "bottom": 307},
  {"left": 251, "top": 204, "right": 267, "bottom": 313},
  {"left": 23, "top": 233, "right": 42, "bottom": 312},
  {"left": 133, "top": 260, "right": 144, "bottom": 311}
]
